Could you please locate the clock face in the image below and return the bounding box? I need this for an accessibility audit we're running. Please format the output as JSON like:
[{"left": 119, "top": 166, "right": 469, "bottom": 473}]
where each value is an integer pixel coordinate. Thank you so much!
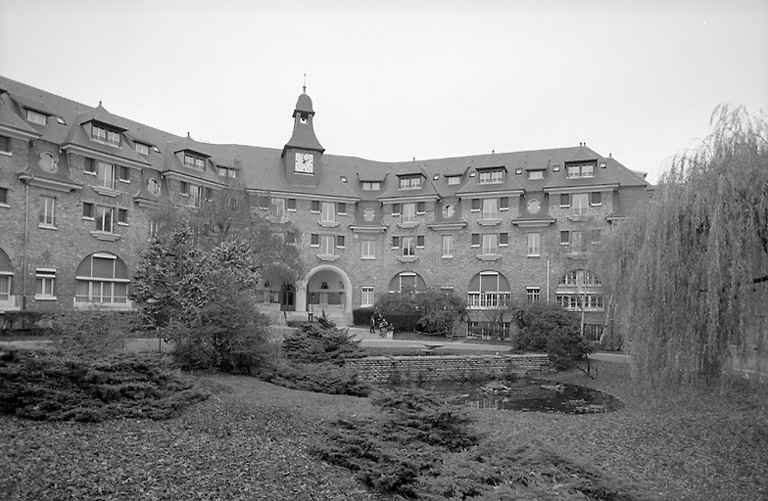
[
  {"left": 528, "top": 199, "right": 541, "bottom": 214},
  {"left": 295, "top": 152, "right": 314, "bottom": 173},
  {"left": 442, "top": 204, "right": 455, "bottom": 218}
]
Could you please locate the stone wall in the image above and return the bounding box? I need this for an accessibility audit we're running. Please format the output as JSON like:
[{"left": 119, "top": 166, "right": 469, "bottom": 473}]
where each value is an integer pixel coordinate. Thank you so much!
[{"left": 345, "top": 353, "right": 551, "bottom": 383}]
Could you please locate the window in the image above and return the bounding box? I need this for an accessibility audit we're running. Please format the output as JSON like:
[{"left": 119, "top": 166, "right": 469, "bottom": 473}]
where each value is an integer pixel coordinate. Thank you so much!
[
  {"left": 362, "top": 181, "right": 381, "bottom": 191},
  {"left": 35, "top": 269, "right": 56, "bottom": 299},
  {"left": 478, "top": 169, "right": 504, "bottom": 184},
  {"left": 499, "top": 197, "right": 509, "bottom": 211},
  {"left": 416, "top": 202, "right": 426, "bottom": 214},
  {"left": 117, "top": 209, "right": 128, "bottom": 225},
  {"left": 591, "top": 192, "right": 602, "bottom": 206},
  {"left": 311, "top": 200, "right": 320, "bottom": 213},
  {"left": 527, "top": 232, "right": 540, "bottom": 256},
  {"left": 388, "top": 272, "right": 426, "bottom": 294},
  {"left": 362, "top": 240, "right": 376, "bottom": 259},
  {"left": 91, "top": 124, "right": 120, "bottom": 146},
  {"left": 336, "top": 202, "right": 346, "bottom": 215},
  {"left": 526, "top": 287, "right": 540, "bottom": 303},
  {"left": 26, "top": 109, "right": 47, "bottom": 125},
  {"left": 96, "top": 162, "right": 116, "bottom": 190},
  {"left": 499, "top": 233, "right": 508, "bottom": 246},
  {"left": 0, "top": 249, "right": 12, "bottom": 302},
  {"left": 416, "top": 235, "right": 425, "bottom": 248},
  {"left": 572, "top": 193, "right": 589, "bottom": 215},
  {"left": 529, "top": 170, "right": 544, "bottom": 180},
  {"left": 467, "top": 271, "right": 511, "bottom": 309},
  {"left": 399, "top": 175, "right": 421, "bottom": 190},
  {"left": 271, "top": 198, "right": 286, "bottom": 220},
  {"left": 84, "top": 158, "right": 96, "bottom": 175},
  {"left": 391, "top": 236, "right": 400, "bottom": 249},
  {"left": 310, "top": 234, "right": 319, "bottom": 247},
  {"left": 0, "top": 187, "right": 8, "bottom": 206},
  {"left": 83, "top": 202, "right": 94, "bottom": 218},
  {"left": 447, "top": 176, "right": 461, "bottom": 185},
  {"left": 402, "top": 236, "right": 416, "bottom": 256},
  {"left": 482, "top": 198, "right": 498, "bottom": 220},
  {"left": 320, "top": 235, "right": 335, "bottom": 255},
  {"left": 148, "top": 220, "right": 159, "bottom": 239},
  {"left": 560, "top": 194, "right": 570, "bottom": 207},
  {"left": 442, "top": 235, "right": 454, "bottom": 257},
  {"left": 217, "top": 166, "right": 237, "bottom": 178},
  {"left": 39, "top": 152, "right": 58, "bottom": 173},
  {"left": 188, "top": 185, "right": 203, "bottom": 208},
  {"left": 321, "top": 202, "right": 335, "bottom": 222},
  {"left": 392, "top": 203, "right": 401, "bottom": 216},
  {"left": 184, "top": 153, "right": 205, "bottom": 171},
  {"left": 361, "top": 287, "right": 374, "bottom": 307},
  {"left": 287, "top": 198, "right": 296, "bottom": 211},
  {"left": 340, "top": 176, "right": 347, "bottom": 183},
  {"left": 337, "top": 235, "right": 345, "bottom": 248},
  {"left": 118, "top": 166, "right": 130, "bottom": 182},
  {"left": 471, "top": 199, "right": 480, "bottom": 211},
  {"left": 471, "top": 233, "right": 480, "bottom": 247},
  {"left": 0, "top": 135, "right": 10, "bottom": 153},
  {"left": 402, "top": 202, "right": 416, "bottom": 223},
  {"left": 75, "top": 253, "right": 130, "bottom": 307},
  {"left": 96, "top": 206, "right": 114, "bottom": 232},
  {"left": 566, "top": 230, "right": 588, "bottom": 252},
  {"left": 566, "top": 163, "right": 596, "bottom": 178},
  {"left": 39, "top": 196, "right": 56, "bottom": 227},
  {"left": 481, "top": 234, "right": 497, "bottom": 255},
  {"left": 284, "top": 231, "right": 296, "bottom": 245},
  {"left": 147, "top": 178, "right": 161, "bottom": 196},
  {"left": 135, "top": 143, "right": 150, "bottom": 155}
]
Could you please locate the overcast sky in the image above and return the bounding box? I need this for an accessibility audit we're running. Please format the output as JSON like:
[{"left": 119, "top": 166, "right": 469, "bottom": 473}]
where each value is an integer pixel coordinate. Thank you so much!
[{"left": 1, "top": 0, "right": 766, "bottom": 183}]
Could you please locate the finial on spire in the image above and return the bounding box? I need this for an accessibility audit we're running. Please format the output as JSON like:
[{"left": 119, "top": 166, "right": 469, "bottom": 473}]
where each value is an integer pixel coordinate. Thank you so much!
[{"left": 303, "top": 73, "right": 307, "bottom": 94}]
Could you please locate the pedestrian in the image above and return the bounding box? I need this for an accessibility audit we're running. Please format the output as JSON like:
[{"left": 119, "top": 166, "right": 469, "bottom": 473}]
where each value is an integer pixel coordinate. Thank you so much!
[
  {"left": 369, "top": 314, "right": 376, "bottom": 334},
  {"left": 379, "top": 318, "right": 388, "bottom": 334}
]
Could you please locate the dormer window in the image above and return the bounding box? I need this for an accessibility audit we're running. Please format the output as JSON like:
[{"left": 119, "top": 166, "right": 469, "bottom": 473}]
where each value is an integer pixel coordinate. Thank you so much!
[
  {"left": 566, "top": 162, "right": 596, "bottom": 178},
  {"left": 362, "top": 181, "right": 381, "bottom": 191},
  {"left": 184, "top": 153, "right": 206, "bottom": 171},
  {"left": 26, "top": 109, "right": 48, "bottom": 125},
  {"left": 399, "top": 175, "right": 422, "bottom": 190},
  {"left": 91, "top": 124, "right": 121, "bottom": 147},
  {"left": 217, "top": 166, "right": 237, "bottom": 178},
  {"left": 529, "top": 170, "right": 544, "bottom": 180},
  {"left": 478, "top": 169, "right": 504, "bottom": 184},
  {"left": 299, "top": 112, "right": 308, "bottom": 124},
  {"left": 135, "top": 143, "right": 150, "bottom": 155},
  {"left": 447, "top": 176, "right": 461, "bottom": 185}
]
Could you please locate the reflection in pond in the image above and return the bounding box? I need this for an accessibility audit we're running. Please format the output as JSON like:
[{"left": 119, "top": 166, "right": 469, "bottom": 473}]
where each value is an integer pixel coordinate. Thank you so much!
[{"left": 389, "top": 379, "right": 624, "bottom": 414}]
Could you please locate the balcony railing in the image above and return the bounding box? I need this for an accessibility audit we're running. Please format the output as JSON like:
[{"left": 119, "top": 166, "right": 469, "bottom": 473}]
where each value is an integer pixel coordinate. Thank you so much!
[{"left": 467, "top": 292, "right": 511, "bottom": 309}]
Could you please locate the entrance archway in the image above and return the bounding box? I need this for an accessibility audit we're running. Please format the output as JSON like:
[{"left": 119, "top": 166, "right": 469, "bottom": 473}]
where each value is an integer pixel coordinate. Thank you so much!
[{"left": 296, "top": 264, "right": 352, "bottom": 314}]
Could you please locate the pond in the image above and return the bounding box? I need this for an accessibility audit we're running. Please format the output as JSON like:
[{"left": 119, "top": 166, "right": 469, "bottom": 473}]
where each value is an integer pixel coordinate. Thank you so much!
[{"left": 390, "top": 379, "right": 624, "bottom": 414}]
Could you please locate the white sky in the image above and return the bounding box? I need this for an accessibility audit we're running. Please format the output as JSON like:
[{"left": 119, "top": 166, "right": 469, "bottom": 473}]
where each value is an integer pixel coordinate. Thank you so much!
[{"left": 1, "top": 0, "right": 766, "bottom": 183}]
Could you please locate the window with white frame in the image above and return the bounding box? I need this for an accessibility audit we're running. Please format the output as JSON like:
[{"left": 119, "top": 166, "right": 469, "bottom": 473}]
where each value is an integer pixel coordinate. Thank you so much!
[
  {"left": 529, "top": 170, "right": 544, "bottom": 180},
  {"left": 184, "top": 153, "right": 206, "bottom": 171},
  {"left": 572, "top": 193, "right": 589, "bottom": 215},
  {"left": 26, "top": 109, "right": 47, "bottom": 125},
  {"left": 96, "top": 206, "right": 114, "bottom": 232},
  {"left": 478, "top": 169, "right": 504, "bottom": 184},
  {"left": 526, "top": 287, "right": 540, "bottom": 303},
  {"left": 188, "top": 184, "right": 203, "bottom": 208},
  {"left": 402, "top": 202, "right": 416, "bottom": 223},
  {"left": 442, "top": 235, "right": 454, "bottom": 257},
  {"left": 320, "top": 235, "right": 335, "bottom": 255},
  {"left": 361, "top": 240, "right": 376, "bottom": 259},
  {"left": 566, "top": 163, "right": 595, "bottom": 178},
  {"left": 399, "top": 175, "right": 421, "bottom": 190},
  {"left": 467, "top": 271, "right": 511, "bottom": 309},
  {"left": 482, "top": 198, "right": 498, "bottom": 220},
  {"left": 402, "top": 236, "right": 416, "bottom": 257},
  {"left": 0, "top": 249, "right": 12, "bottom": 302},
  {"left": 361, "top": 287, "right": 374, "bottom": 307},
  {"left": 35, "top": 268, "right": 56, "bottom": 299},
  {"left": 527, "top": 232, "right": 540, "bottom": 256},
  {"left": 556, "top": 269, "right": 604, "bottom": 312},
  {"left": 75, "top": 253, "right": 130, "bottom": 306},
  {"left": 387, "top": 271, "right": 425, "bottom": 294},
  {"left": 39, "top": 196, "right": 56, "bottom": 227},
  {"left": 481, "top": 234, "right": 497, "bottom": 255},
  {"left": 362, "top": 181, "right": 381, "bottom": 191},
  {"left": 135, "top": 142, "right": 150, "bottom": 155},
  {"left": 96, "top": 161, "right": 116, "bottom": 190},
  {"left": 321, "top": 202, "right": 335, "bottom": 222},
  {"left": 447, "top": 176, "right": 461, "bottom": 185}
]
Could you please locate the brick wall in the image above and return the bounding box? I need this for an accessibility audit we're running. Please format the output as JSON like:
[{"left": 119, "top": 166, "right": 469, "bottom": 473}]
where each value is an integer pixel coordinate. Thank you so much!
[{"left": 345, "top": 353, "right": 551, "bottom": 383}]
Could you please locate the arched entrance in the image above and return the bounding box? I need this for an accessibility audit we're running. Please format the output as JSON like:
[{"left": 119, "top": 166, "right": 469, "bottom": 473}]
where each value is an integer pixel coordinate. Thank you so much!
[
  {"left": 280, "top": 283, "right": 295, "bottom": 312},
  {"left": 296, "top": 264, "right": 353, "bottom": 314}
]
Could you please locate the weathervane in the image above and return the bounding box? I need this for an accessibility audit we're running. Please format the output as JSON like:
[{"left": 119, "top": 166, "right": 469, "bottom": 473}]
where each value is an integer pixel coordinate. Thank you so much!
[{"left": 303, "top": 73, "right": 307, "bottom": 93}]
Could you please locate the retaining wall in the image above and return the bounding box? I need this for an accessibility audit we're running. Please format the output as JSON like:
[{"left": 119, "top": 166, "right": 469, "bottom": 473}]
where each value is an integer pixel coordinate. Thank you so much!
[{"left": 346, "top": 354, "right": 551, "bottom": 383}]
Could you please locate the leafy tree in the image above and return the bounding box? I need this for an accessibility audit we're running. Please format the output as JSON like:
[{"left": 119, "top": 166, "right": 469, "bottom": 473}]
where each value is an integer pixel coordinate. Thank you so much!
[
  {"left": 513, "top": 302, "right": 581, "bottom": 352},
  {"left": 375, "top": 289, "right": 467, "bottom": 334},
  {"left": 600, "top": 105, "right": 768, "bottom": 387}
]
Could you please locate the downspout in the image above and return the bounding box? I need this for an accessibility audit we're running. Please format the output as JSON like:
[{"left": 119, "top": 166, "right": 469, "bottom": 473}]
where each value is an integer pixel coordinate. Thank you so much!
[
  {"left": 22, "top": 179, "right": 29, "bottom": 310},
  {"left": 546, "top": 259, "right": 550, "bottom": 303}
]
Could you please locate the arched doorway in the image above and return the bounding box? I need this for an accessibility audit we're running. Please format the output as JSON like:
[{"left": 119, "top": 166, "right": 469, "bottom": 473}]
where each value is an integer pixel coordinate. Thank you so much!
[
  {"left": 280, "top": 283, "right": 295, "bottom": 312},
  {"left": 298, "top": 265, "right": 352, "bottom": 314}
]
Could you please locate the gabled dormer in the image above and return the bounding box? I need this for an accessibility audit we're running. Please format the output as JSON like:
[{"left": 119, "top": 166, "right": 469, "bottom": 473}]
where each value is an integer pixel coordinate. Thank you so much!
[{"left": 564, "top": 145, "right": 598, "bottom": 179}]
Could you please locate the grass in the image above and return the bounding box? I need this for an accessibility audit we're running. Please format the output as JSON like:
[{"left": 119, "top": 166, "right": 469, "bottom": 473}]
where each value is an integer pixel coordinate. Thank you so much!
[{"left": 1, "top": 349, "right": 767, "bottom": 500}]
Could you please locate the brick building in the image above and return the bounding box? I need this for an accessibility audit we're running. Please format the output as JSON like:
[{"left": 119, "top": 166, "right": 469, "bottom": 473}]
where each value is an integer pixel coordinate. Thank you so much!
[{"left": 0, "top": 76, "right": 650, "bottom": 338}]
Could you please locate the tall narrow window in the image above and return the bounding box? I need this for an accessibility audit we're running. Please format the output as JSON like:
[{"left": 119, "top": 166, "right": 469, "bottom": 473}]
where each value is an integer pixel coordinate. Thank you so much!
[
  {"left": 320, "top": 235, "right": 335, "bottom": 255},
  {"left": 97, "top": 162, "right": 116, "bottom": 190},
  {"left": 35, "top": 269, "right": 56, "bottom": 299},
  {"left": 321, "top": 202, "right": 335, "bottom": 222},
  {"left": 0, "top": 187, "right": 8, "bottom": 205},
  {"left": 361, "top": 240, "right": 376, "bottom": 259},
  {"left": 39, "top": 196, "right": 56, "bottom": 227},
  {"left": 96, "top": 206, "right": 114, "bottom": 232},
  {"left": 402, "top": 202, "right": 416, "bottom": 223},
  {"left": 442, "top": 235, "right": 454, "bottom": 257},
  {"left": 527, "top": 232, "right": 540, "bottom": 256},
  {"left": 572, "top": 193, "right": 589, "bottom": 215},
  {"left": 361, "top": 287, "right": 374, "bottom": 307},
  {"left": 482, "top": 234, "right": 497, "bottom": 255},
  {"left": 482, "top": 198, "right": 498, "bottom": 220},
  {"left": 402, "top": 236, "right": 416, "bottom": 257}
]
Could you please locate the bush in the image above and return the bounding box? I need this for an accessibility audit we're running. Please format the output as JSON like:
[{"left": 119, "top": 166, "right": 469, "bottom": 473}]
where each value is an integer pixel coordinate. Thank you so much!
[
  {"left": 547, "top": 326, "right": 593, "bottom": 370},
  {"left": 0, "top": 351, "right": 208, "bottom": 422},
  {"left": 375, "top": 289, "right": 467, "bottom": 334},
  {"left": 282, "top": 321, "right": 366, "bottom": 365},
  {"left": 48, "top": 310, "right": 138, "bottom": 355},
  {"left": 257, "top": 360, "right": 371, "bottom": 396},
  {"left": 0, "top": 311, "right": 50, "bottom": 336},
  {"left": 352, "top": 307, "right": 375, "bottom": 326},
  {"left": 513, "top": 303, "right": 580, "bottom": 352}
]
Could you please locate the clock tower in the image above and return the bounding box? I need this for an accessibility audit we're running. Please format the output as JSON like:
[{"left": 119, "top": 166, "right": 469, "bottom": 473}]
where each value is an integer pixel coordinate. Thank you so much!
[{"left": 282, "top": 85, "right": 325, "bottom": 185}]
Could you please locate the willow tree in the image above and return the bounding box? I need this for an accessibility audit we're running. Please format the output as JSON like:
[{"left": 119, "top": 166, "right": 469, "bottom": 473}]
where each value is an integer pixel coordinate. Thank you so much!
[{"left": 600, "top": 105, "right": 768, "bottom": 387}]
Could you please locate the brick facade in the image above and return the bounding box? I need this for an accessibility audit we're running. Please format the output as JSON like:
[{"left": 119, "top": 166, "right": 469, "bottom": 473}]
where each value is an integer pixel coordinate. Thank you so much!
[{"left": 0, "top": 76, "right": 650, "bottom": 340}]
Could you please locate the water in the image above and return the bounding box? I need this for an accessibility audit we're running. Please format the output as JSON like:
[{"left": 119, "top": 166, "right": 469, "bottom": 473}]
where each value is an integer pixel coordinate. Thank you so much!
[{"left": 390, "top": 379, "right": 624, "bottom": 414}]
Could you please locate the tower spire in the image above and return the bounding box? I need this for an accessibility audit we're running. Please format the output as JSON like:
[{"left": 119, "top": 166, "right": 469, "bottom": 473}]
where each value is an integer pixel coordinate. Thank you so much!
[{"left": 303, "top": 73, "right": 307, "bottom": 94}]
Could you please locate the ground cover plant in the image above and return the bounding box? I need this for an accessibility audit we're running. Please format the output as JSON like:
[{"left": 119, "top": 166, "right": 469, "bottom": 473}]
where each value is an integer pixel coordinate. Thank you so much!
[{"left": 0, "top": 350, "right": 207, "bottom": 422}]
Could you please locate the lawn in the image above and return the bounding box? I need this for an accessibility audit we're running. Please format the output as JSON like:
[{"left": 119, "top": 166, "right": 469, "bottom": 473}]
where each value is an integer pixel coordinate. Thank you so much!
[{"left": 1, "top": 352, "right": 766, "bottom": 500}]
